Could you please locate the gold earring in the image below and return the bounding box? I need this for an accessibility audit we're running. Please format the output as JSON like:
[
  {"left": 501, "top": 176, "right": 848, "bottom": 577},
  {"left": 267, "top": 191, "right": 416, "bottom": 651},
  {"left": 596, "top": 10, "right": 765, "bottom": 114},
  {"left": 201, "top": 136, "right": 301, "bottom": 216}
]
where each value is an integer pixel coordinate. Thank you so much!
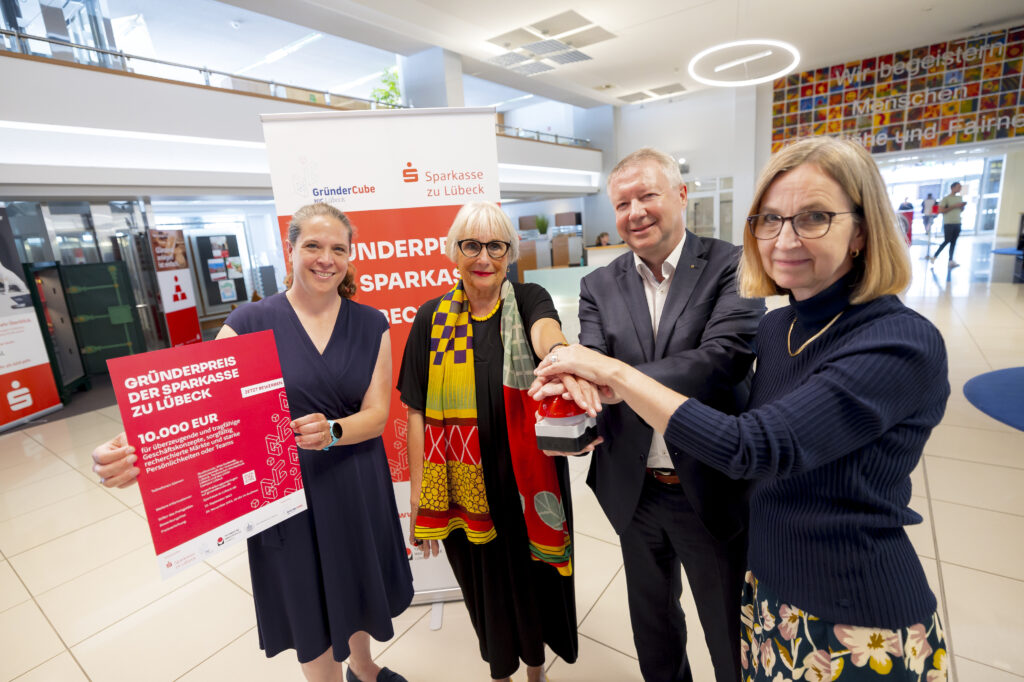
[{"left": 851, "top": 249, "right": 861, "bottom": 258}]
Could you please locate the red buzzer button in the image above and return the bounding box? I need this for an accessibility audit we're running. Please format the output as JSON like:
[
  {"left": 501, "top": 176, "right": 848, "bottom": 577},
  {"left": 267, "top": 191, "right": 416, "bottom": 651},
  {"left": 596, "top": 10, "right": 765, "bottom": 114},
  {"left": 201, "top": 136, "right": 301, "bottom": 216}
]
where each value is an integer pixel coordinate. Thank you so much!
[{"left": 538, "top": 395, "right": 586, "bottom": 418}]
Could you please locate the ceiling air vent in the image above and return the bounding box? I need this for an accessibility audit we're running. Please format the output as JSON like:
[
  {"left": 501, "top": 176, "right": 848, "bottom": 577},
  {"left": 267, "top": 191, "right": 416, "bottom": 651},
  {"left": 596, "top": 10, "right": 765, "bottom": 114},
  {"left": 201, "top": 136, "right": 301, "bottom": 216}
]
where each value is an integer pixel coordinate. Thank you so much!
[
  {"left": 618, "top": 92, "right": 650, "bottom": 103},
  {"left": 547, "top": 50, "right": 592, "bottom": 65},
  {"left": 511, "top": 61, "right": 555, "bottom": 76},
  {"left": 488, "top": 52, "right": 530, "bottom": 67}
]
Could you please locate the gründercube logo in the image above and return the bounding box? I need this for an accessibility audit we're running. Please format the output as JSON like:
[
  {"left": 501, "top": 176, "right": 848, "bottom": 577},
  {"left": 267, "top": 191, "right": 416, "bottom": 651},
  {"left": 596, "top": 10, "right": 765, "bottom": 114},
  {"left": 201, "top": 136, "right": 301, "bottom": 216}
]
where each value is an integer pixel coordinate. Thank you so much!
[{"left": 403, "top": 162, "right": 419, "bottom": 183}]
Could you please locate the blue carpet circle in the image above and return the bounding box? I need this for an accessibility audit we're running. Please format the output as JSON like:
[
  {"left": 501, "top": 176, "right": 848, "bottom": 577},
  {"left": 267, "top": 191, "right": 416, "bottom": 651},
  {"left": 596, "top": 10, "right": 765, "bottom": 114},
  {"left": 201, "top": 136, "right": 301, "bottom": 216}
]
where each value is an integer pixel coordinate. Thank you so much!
[{"left": 962, "top": 367, "right": 1024, "bottom": 432}]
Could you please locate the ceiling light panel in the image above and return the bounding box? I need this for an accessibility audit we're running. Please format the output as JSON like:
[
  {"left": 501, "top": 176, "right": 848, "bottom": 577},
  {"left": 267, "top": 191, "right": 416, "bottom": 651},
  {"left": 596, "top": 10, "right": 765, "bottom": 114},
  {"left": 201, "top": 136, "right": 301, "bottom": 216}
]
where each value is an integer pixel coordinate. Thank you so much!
[
  {"left": 487, "top": 28, "right": 541, "bottom": 51},
  {"left": 546, "top": 50, "right": 592, "bottom": 65},
  {"left": 688, "top": 39, "right": 800, "bottom": 87},
  {"left": 512, "top": 61, "right": 555, "bottom": 76},
  {"left": 522, "top": 39, "right": 571, "bottom": 55},
  {"left": 530, "top": 10, "right": 591, "bottom": 37},
  {"left": 484, "top": 13, "right": 615, "bottom": 78},
  {"left": 561, "top": 25, "right": 616, "bottom": 49},
  {"left": 714, "top": 49, "right": 772, "bottom": 73}
]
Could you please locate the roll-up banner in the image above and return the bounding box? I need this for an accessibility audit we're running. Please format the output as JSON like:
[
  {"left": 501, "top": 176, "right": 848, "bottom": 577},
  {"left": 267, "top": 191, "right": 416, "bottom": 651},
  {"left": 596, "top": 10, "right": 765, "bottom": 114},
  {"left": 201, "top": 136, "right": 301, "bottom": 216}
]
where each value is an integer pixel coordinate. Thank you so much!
[
  {"left": 1, "top": 207, "right": 62, "bottom": 432},
  {"left": 260, "top": 108, "right": 501, "bottom": 601},
  {"left": 148, "top": 229, "right": 202, "bottom": 347}
]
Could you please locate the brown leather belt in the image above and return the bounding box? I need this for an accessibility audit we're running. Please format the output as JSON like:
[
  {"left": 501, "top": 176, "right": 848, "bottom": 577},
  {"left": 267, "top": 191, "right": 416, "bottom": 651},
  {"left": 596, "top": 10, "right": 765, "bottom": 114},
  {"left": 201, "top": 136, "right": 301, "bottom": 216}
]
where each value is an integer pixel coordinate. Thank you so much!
[{"left": 646, "top": 468, "right": 680, "bottom": 485}]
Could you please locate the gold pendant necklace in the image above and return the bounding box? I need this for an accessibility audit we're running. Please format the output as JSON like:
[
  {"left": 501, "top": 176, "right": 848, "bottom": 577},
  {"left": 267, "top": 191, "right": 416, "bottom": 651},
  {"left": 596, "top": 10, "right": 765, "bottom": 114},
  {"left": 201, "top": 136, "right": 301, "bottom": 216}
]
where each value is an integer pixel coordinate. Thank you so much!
[
  {"left": 787, "top": 310, "right": 844, "bottom": 357},
  {"left": 471, "top": 297, "right": 501, "bottom": 322}
]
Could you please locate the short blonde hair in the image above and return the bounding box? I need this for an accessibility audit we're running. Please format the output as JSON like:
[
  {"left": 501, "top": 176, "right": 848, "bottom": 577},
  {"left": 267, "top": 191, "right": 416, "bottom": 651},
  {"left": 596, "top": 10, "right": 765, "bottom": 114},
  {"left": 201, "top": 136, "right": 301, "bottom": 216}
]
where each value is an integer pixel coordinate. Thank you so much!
[
  {"left": 609, "top": 147, "right": 683, "bottom": 189},
  {"left": 446, "top": 202, "right": 520, "bottom": 264},
  {"left": 738, "top": 137, "right": 911, "bottom": 304}
]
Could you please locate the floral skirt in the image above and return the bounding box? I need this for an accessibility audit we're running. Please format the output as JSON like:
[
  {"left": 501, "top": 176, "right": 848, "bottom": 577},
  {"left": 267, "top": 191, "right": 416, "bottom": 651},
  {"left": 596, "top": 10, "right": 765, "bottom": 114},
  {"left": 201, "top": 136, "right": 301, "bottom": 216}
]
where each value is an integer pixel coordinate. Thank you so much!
[{"left": 741, "top": 572, "right": 948, "bottom": 681}]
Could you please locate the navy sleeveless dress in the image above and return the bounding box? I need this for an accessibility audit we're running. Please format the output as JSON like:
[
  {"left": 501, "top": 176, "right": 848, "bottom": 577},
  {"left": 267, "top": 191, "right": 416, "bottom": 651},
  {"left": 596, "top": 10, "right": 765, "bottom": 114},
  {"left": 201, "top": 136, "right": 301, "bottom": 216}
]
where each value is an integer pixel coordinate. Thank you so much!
[{"left": 225, "top": 292, "right": 413, "bottom": 663}]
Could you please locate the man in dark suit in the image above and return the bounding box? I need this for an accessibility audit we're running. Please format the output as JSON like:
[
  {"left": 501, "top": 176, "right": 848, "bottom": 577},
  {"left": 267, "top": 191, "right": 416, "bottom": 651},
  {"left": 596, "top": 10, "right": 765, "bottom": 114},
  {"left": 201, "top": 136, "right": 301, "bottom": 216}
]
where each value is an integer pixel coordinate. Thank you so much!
[{"left": 579, "top": 148, "right": 764, "bottom": 682}]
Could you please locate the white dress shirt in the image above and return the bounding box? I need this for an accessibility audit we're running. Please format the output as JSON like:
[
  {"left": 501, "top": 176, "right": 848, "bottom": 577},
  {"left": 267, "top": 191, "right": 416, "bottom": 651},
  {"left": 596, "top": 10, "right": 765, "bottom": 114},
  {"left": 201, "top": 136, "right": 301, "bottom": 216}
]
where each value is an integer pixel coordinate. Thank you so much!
[{"left": 632, "top": 232, "right": 686, "bottom": 470}]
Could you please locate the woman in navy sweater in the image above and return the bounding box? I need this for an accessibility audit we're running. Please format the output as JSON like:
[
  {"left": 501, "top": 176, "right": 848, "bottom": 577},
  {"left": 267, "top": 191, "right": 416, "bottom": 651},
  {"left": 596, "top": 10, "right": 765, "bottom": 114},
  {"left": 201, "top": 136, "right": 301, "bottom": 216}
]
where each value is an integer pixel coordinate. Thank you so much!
[{"left": 533, "top": 137, "right": 950, "bottom": 681}]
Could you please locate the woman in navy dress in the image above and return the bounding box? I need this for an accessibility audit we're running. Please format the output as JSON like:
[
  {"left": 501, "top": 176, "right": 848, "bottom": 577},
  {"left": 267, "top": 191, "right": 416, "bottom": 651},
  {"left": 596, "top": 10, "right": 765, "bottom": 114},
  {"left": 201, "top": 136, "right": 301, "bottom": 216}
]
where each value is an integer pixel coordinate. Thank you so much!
[{"left": 93, "top": 203, "right": 412, "bottom": 682}]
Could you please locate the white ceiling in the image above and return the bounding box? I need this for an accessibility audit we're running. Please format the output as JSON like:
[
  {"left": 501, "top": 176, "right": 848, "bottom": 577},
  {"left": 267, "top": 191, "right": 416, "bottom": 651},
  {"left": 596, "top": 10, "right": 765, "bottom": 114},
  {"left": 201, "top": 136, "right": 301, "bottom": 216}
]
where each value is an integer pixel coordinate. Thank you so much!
[
  {"left": 218, "top": 0, "right": 1024, "bottom": 108},
  {"left": 104, "top": 0, "right": 538, "bottom": 108},
  {"left": 105, "top": 0, "right": 398, "bottom": 99}
]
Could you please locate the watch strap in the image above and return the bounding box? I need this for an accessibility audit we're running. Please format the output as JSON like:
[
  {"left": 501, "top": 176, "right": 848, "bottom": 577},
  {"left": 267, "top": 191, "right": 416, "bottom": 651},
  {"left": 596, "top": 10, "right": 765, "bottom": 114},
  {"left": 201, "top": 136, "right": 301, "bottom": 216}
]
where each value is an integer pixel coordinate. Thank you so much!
[{"left": 323, "top": 419, "right": 342, "bottom": 450}]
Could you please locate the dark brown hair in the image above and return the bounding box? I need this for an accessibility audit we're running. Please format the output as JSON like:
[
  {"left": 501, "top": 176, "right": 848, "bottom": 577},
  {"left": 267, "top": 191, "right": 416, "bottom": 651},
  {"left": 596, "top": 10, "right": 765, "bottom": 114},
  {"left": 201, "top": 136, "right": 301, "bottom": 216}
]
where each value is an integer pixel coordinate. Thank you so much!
[{"left": 284, "top": 203, "right": 358, "bottom": 299}]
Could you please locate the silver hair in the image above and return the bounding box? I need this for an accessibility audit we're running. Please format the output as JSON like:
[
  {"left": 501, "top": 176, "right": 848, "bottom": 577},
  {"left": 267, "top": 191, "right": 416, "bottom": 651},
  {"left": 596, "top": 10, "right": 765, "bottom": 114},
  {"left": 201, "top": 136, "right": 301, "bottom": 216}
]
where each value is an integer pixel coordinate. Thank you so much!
[{"left": 445, "top": 202, "right": 520, "bottom": 264}]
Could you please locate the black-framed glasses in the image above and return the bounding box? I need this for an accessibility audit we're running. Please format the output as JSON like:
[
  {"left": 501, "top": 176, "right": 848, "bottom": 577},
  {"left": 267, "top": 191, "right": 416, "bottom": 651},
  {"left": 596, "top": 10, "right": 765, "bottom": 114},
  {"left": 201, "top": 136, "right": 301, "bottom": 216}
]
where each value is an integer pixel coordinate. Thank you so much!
[
  {"left": 746, "top": 211, "right": 859, "bottom": 240},
  {"left": 457, "top": 239, "right": 511, "bottom": 258}
]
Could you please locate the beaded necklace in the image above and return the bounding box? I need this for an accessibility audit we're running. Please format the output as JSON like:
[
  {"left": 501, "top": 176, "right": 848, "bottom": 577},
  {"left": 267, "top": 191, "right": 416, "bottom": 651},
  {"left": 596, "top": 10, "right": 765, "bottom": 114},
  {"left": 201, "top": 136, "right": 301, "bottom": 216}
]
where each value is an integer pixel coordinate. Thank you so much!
[{"left": 470, "top": 297, "right": 501, "bottom": 322}]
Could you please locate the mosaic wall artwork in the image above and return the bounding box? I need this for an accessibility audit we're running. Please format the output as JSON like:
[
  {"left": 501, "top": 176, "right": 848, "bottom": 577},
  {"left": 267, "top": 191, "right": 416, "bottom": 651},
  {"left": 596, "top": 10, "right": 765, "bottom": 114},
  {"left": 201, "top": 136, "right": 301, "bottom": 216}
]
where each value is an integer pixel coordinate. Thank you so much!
[{"left": 771, "top": 25, "right": 1024, "bottom": 153}]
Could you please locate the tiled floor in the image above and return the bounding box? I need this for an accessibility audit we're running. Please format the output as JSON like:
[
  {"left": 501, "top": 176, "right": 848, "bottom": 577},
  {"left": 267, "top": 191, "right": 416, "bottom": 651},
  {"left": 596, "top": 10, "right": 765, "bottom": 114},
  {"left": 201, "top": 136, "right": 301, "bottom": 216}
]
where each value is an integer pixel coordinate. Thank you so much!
[{"left": 1, "top": 237, "right": 1021, "bottom": 681}]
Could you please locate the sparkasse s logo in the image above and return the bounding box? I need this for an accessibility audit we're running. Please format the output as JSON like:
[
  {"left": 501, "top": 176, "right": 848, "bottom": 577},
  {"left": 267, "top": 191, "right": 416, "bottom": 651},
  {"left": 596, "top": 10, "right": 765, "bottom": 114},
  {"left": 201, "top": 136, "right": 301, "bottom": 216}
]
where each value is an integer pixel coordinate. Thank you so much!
[{"left": 403, "top": 162, "right": 419, "bottom": 183}]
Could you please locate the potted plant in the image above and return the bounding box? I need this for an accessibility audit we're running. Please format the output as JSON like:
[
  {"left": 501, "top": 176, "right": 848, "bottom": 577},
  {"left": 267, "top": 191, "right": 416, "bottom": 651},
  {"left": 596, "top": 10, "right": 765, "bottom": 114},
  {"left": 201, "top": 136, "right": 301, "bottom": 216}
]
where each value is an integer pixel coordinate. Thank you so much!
[{"left": 534, "top": 215, "right": 549, "bottom": 235}]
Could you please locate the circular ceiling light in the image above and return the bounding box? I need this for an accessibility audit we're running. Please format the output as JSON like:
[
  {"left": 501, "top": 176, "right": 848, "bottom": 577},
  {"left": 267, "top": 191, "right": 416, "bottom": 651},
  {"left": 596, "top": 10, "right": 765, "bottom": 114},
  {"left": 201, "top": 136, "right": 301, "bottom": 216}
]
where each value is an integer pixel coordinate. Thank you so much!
[{"left": 687, "top": 39, "right": 800, "bottom": 87}]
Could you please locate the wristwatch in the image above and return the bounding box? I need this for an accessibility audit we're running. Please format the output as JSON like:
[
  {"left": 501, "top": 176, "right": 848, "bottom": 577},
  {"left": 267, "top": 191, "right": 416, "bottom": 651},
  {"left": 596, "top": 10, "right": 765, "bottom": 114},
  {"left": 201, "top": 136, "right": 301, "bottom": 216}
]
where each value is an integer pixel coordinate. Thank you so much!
[{"left": 323, "top": 419, "right": 343, "bottom": 450}]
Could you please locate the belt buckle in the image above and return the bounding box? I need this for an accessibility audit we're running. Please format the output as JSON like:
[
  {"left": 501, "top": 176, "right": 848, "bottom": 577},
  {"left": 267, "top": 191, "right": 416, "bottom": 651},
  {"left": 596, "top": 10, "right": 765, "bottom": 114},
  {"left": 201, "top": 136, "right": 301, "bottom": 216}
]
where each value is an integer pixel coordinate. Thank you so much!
[{"left": 647, "top": 467, "right": 677, "bottom": 483}]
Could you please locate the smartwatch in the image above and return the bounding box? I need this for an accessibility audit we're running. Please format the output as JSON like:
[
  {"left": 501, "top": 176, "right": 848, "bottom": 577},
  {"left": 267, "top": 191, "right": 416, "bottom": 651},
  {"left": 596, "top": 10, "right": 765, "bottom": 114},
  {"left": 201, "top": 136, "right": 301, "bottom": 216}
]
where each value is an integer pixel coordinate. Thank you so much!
[{"left": 323, "top": 419, "right": 343, "bottom": 450}]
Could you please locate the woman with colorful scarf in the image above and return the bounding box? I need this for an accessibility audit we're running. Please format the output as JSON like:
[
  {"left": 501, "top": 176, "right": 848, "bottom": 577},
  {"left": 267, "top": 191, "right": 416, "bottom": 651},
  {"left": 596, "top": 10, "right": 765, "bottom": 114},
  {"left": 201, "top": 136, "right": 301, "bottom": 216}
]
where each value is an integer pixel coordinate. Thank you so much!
[{"left": 397, "top": 201, "right": 600, "bottom": 682}]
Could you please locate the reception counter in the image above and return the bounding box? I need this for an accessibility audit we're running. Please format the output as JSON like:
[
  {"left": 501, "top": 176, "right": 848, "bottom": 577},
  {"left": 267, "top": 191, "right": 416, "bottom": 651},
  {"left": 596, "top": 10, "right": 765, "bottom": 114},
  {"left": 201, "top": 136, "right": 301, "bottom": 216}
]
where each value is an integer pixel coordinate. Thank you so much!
[
  {"left": 585, "top": 244, "right": 630, "bottom": 268},
  {"left": 517, "top": 235, "right": 587, "bottom": 282}
]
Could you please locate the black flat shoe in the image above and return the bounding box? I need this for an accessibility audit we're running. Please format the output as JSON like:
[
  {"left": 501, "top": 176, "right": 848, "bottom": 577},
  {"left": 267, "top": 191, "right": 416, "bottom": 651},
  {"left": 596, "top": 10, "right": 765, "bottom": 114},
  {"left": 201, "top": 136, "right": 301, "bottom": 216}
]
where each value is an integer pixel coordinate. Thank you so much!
[
  {"left": 377, "top": 669, "right": 408, "bottom": 682},
  {"left": 346, "top": 666, "right": 408, "bottom": 682}
]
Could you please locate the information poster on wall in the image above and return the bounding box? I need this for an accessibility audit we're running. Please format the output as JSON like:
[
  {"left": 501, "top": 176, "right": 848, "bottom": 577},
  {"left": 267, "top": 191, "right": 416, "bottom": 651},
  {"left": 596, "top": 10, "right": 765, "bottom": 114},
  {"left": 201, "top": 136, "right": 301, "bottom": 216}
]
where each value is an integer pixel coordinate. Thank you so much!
[
  {"left": 193, "top": 234, "right": 248, "bottom": 308},
  {"left": 0, "top": 207, "right": 62, "bottom": 432},
  {"left": 108, "top": 330, "right": 306, "bottom": 578},
  {"left": 261, "top": 108, "right": 499, "bottom": 598},
  {"left": 771, "top": 24, "right": 1023, "bottom": 153},
  {"left": 148, "top": 229, "right": 201, "bottom": 346}
]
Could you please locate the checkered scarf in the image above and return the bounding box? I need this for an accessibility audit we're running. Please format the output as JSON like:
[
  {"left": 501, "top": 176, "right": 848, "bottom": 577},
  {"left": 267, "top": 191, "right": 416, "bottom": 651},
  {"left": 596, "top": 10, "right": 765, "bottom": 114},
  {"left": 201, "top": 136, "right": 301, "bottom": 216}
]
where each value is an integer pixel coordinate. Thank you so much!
[{"left": 414, "top": 280, "right": 572, "bottom": 575}]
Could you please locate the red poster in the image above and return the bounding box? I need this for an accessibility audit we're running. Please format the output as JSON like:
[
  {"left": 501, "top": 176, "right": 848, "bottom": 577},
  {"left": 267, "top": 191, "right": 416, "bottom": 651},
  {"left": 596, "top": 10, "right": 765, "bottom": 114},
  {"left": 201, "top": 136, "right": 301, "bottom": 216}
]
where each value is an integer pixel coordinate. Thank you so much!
[{"left": 107, "top": 330, "right": 306, "bottom": 577}]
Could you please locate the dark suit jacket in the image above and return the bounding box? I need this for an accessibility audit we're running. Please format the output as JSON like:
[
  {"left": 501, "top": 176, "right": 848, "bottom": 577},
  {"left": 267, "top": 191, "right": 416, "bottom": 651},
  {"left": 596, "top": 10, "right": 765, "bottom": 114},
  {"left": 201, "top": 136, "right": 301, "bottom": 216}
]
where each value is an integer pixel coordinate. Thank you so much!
[{"left": 579, "top": 231, "right": 764, "bottom": 542}]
